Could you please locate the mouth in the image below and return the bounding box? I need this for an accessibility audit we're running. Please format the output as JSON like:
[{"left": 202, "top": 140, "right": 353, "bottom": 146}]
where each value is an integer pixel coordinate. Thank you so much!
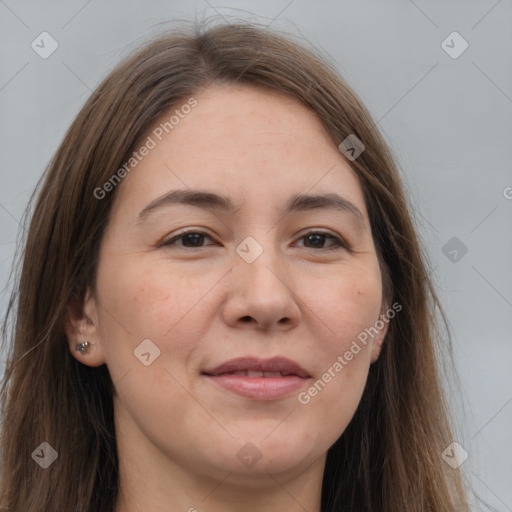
[
  {"left": 214, "top": 370, "right": 298, "bottom": 377},
  {"left": 201, "top": 356, "right": 310, "bottom": 401},
  {"left": 202, "top": 356, "right": 310, "bottom": 378}
]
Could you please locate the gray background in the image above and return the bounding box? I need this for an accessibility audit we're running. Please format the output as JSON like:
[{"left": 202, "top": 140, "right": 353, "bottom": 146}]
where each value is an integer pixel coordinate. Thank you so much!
[{"left": 1, "top": 0, "right": 511, "bottom": 509}]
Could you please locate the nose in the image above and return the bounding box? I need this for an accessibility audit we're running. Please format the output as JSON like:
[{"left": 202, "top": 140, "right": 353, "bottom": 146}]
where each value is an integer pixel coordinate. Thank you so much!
[{"left": 221, "top": 241, "right": 301, "bottom": 332}]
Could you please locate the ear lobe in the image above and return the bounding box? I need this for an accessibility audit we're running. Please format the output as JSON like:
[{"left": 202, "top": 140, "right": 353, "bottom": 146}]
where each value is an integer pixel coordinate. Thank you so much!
[{"left": 64, "top": 288, "right": 106, "bottom": 367}]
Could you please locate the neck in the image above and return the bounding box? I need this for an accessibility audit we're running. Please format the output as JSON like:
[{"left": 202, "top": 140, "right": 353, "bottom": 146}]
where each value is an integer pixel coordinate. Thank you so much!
[{"left": 115, "top": 464, "right": 324, "bottom": 512}]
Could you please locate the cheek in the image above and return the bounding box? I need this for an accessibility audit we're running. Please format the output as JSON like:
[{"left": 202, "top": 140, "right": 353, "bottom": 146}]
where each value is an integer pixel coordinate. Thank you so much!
[
  {"left": 299, "top": 263, "right": 381, "bottom": 415},
  {"left": 95, "top": 255, "right": 227, "bottom": 395},
  {"left": 316, "top": 262, "right": 383, "bottom": 349},
  {"left": 96, "top": 258, "right": 212, "bottom": 423},
  {"left": 97, "top": 255, "right": 212, "bottom": 339}
]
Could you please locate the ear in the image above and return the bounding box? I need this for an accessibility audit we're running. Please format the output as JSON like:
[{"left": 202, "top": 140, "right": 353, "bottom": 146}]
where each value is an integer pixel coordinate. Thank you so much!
[
  {"left": 369, "top": 305, "right": 390, "bottom": 364},
  {"left": 64, "top": 287, "right": 106, "bottom": 367}
]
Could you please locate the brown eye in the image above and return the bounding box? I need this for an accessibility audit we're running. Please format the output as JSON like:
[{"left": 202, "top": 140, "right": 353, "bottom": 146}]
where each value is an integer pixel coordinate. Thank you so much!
[
  {"left": 297, "top": 231, "right": 347, "bottom": 251},
  {"left": 159, "top": 230, "right": 348, "bottom": 252},
  {"left": 159, "top": 231, "right": 214, "bottom": 249}
]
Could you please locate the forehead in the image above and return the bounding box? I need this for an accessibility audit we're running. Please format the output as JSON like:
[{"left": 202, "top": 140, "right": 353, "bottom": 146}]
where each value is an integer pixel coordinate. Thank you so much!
[
  {"left": 111, "top": 83, "right": 367, "bottom": 220},
  {"left": 173, "top": 83, "right": 337, "bottom": 150}
]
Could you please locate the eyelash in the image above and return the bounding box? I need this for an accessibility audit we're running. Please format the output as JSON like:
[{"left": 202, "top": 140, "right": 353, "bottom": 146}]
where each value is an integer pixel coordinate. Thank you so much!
[{"left": 158, "top": 229, "right": 349, "bottom": 252}]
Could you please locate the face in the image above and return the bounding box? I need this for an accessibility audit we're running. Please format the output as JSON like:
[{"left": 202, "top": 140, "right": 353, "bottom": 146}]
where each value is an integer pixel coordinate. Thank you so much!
[{"left": 69, "top": 83, "right": 388, "bottom": 484}]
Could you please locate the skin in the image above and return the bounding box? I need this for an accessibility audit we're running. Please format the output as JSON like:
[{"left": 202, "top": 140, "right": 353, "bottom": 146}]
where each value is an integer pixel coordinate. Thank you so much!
[{"left": 66, "top": 83, "right": 389, "bottom": 512}]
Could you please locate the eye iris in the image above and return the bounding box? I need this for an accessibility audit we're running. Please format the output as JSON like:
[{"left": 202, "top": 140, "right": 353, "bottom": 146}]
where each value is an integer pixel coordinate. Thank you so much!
[
  {"left": 305, "top": 234, "right": 326, "bottom": 248},
  {"left": 182, "top": 233, "right": 204, "bottom": 247}
]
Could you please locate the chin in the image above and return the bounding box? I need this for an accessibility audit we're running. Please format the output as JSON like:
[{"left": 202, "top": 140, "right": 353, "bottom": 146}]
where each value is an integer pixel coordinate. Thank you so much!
[{"left": 219, "top": 434, "right": 323, "bottom": 477}]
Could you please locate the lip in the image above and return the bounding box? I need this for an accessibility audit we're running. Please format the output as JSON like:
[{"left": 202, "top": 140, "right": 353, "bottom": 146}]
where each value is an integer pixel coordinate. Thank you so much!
[
  {"left": 202, "top": 356, "right": 310, "bottom": 401},
  {"left": 203, "top": 356, "right": 310, "bottom": 378}
]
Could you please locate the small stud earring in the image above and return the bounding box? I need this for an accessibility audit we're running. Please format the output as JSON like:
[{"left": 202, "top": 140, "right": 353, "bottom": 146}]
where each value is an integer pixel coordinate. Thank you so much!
[{"left": 75, "top": 341, "right": 90, "bottom": 355}]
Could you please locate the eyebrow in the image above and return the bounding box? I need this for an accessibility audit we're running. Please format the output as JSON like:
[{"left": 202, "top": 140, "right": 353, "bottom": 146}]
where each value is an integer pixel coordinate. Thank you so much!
[{"left": 136, "top": 189, "right": 366, "bottom": 227}]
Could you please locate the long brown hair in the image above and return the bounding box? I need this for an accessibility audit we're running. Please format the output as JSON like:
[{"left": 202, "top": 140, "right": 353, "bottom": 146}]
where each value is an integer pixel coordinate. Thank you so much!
[{"left": 1, "top": 20, "right": 473, "bottom": 511}]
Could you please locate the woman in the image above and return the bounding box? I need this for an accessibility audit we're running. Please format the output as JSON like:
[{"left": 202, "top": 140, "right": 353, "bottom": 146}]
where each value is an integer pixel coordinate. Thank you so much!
[{"left": 0, "top": 21, "right": 472, "bottom": 511}]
